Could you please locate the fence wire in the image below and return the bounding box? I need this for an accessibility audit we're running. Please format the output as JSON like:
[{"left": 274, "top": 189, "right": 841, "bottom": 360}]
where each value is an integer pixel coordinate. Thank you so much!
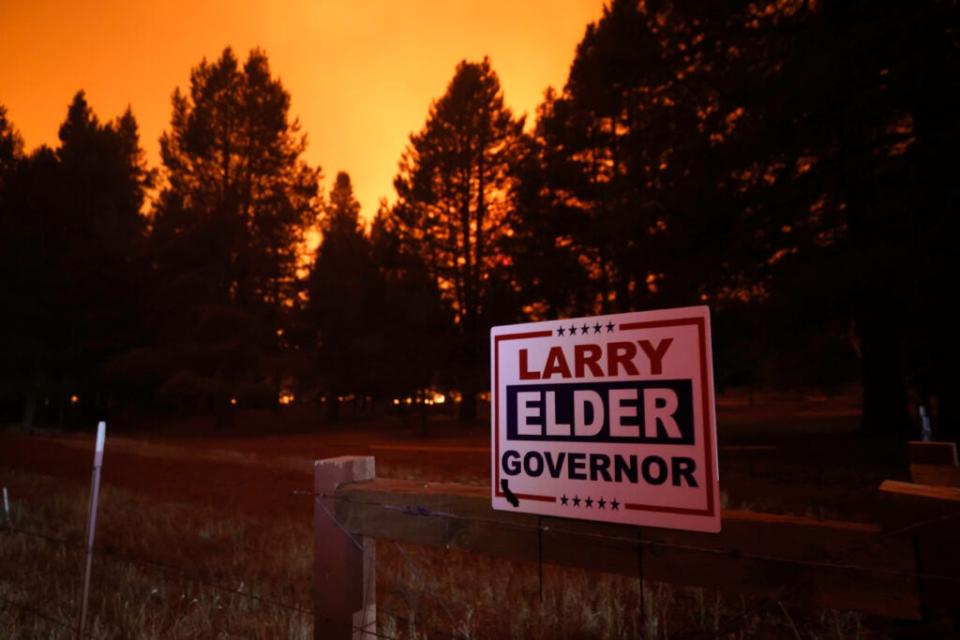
[
  {"left": 3, "top": 466, "right": 959, "bottom": 639},
  {"left": 0, "top": 522, "right": 313, "bottom": 621},
  {"left": 0, "top": 591, "right": 94, "bottom": 638},
  {"left": 686, "top": 500, "right": 960, "bottom": 639},
  {"left": 300, "top": 484, "right": 960, "bottom": 640},
  {"left": 297, "top": 488, "right": 960, "bottom": 586}
]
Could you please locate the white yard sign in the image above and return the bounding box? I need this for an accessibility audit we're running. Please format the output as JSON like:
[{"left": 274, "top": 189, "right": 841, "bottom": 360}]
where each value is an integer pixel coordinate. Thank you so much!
[{"left": 490, "top": 306, "right": 721, "bottom": 533}]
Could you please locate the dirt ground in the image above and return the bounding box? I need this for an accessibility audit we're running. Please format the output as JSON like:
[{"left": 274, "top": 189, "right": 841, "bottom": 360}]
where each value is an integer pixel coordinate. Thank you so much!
[{"left": 0, "top": 392, "right": 909, "bottom": 524}]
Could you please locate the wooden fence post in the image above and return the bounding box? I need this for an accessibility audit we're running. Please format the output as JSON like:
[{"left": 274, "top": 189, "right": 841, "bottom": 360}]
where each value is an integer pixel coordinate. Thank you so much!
[
  {"left": 314, "top": 456, "right": 376, "bottom": 640},
  {"left": 332, "top": 476, "right": 925, "bottom": 621},
  {"left": 880, "top": 480, "right": 960, "bottom": 631}
]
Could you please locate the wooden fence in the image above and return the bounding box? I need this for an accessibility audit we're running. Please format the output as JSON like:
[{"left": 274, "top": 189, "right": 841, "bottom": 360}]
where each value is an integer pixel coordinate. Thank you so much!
[{"left": 313, "top": 449, "right": 960, "bottom": 640}]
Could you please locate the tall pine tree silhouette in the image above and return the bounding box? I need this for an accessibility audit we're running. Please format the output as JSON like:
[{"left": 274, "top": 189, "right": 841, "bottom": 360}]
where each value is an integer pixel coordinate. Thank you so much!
[
  {"left": 0, "top": 93, "right": 150, "bottom": 425},
  {"left": 390, "top": 57, "right": 525, "bottom": 422},
  {"left": 304, "top": 172, "right": 378, "bottom": 421},
  {"left": 148, "top": 48, "right": 320, "bottom": 419}
]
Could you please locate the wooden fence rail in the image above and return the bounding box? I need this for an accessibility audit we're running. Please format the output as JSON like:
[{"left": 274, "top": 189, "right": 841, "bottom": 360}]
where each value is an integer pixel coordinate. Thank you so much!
[{"left": 314, "top": 455, "right": 960, "bottom": 640}]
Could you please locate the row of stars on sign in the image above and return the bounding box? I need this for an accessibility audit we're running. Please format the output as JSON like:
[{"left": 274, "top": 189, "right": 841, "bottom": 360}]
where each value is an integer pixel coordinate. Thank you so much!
[
  {"left": 559, "top": 495, "right": 620, "bottom": 510},
  {"left": 557, "top": 322, "right": 616, "bottom": 337}
]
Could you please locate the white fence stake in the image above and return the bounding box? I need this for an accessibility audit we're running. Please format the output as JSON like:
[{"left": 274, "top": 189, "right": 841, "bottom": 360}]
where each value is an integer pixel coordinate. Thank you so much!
[{"left": 78, "top": 421, "right": 105, "bottom": 638}]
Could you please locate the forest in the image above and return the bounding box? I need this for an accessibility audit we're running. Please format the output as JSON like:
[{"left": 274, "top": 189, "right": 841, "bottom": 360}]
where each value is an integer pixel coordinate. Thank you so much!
[{"left": 1, "top": 0, "right": 957, "bottom": 439}]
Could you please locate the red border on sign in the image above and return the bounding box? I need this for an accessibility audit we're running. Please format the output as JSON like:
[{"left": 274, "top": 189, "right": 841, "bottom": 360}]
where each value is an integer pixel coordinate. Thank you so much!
[
  {"left": 494, "top": 330, "right": 555, "bottom": 502},
  {"left": 493, "top": 316, "right": 716, "bottom": 518},
  {"left": 619, "top": 316, "right": 715, "bottom": 517}
]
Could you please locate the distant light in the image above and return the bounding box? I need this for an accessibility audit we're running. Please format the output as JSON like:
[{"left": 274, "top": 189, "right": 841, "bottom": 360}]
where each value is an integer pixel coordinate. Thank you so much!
[
  {"left": 433, "top": 393, "right": 446, "bottom": 404},
  {"left": 229, "top": 397, "right": 238, "bottom": 406},
  {"left": 392, "top": 398, "right": 400, "bottom": 406},
  {"left": 69, "top": 394, "right": 79, "bottom": 405},
  {"left": 279, "top": 392, "right": 295, "bottom": 406},
  {"left": 405, "top": 397, "right": 413, "bottom": 405}
]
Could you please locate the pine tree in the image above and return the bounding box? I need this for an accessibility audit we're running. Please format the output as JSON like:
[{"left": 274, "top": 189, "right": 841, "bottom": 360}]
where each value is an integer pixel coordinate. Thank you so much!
[
  {"left": 526, "top": 0, "right": 960, "bottom": 435},
  {"left": 390, "top": 57, "right": 525, "bottom": 422},
  {"left": 0, "top": 106, "right": 22, "bottom": 180},
  {"left": 148, "top": 48, "right": 320, "bottom": 417},
  {"left": 369, "top": 206, "right": 452, "bottom": 433},
  {"left": 0, "top": 93, "right": 151, "bottom": 425},
  {"left": 304, "top": 172, "right": 377, "bottom": 420}
]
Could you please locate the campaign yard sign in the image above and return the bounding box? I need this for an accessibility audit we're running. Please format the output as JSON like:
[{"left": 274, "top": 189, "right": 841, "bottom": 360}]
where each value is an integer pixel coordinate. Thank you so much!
[{"left": 490, "top": 306, "right": 721, "bottom": 533}]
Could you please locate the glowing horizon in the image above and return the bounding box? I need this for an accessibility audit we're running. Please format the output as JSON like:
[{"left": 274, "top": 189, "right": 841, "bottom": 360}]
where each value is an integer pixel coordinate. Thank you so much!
[{"left": 0, "top": 0, "right": 606, "bottom": 222}]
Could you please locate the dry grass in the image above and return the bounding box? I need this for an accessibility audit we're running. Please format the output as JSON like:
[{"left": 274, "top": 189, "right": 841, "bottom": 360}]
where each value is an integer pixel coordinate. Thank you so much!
[
  {"left": 0, "top": 468, "right": 312, "bottom": 639},
  {"left": 376, "top": 540, "right": 881, "bottom": 640},
  {"left": 1, "top": 460, "right": 890, "bottom": 639}
]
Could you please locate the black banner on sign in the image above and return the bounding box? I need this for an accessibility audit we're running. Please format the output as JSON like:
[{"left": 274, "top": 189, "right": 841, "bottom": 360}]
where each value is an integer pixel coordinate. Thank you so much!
[{"left": 505, "top": 380, "right": 694, "bottom": 444}]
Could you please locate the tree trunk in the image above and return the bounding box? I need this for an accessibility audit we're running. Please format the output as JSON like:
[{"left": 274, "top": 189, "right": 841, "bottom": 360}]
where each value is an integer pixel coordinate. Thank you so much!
[
  {"left": 458, "top": 337, "right": 480, "bottom": 424},
  {"left": 857, "top": 307, "right": 910, "bottom": 434},
  {"left": 325, "top": 394, "right": 340, "bottom": 424},
  {"left": 21, "top": 390, "right": 36, "bottom": 429},
  {"left": 214, "top": 396, "right": 234, "bottom": 429},
  {"left": 418, "top": 389, "right": 429, "bottom": 436},
  {"left": 931, "top": 363, "right": 960, "bottom": 444},
  {"left": 910, "top": 30, "right": 960, "bottom": 444},
  {"left": 458, "top": 385, "right": 477, "bottom": 424},
  {"left": 56, "top": 391, "right": 66, "bottom": 428}
]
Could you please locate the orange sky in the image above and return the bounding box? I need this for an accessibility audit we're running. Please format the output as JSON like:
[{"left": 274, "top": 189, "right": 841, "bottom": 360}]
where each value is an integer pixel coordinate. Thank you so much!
[{"left": 0, "top": 0, "right": 605, "bottom": 221}]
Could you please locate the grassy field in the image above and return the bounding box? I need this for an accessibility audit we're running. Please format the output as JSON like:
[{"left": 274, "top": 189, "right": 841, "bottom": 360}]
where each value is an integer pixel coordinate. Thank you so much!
[{"left": 0, "top": 394, "right": 910, "bottom": 638}]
